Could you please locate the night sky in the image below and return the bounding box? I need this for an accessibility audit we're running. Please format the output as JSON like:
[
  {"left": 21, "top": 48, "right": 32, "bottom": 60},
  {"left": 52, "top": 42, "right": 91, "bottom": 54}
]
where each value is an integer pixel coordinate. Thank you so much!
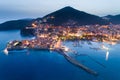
[{"left": 0, "top": 0, "right": 120, "bottom": 23}]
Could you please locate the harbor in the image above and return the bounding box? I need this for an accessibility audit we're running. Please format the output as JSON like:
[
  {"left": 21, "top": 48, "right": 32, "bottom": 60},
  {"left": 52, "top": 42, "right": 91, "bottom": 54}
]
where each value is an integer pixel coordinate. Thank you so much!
[
  {"left": 3, "top": 22, "right": 115, "bottom": 76},
  {"left": 1, "top": 30, "right": 120, "bottom": 80}
]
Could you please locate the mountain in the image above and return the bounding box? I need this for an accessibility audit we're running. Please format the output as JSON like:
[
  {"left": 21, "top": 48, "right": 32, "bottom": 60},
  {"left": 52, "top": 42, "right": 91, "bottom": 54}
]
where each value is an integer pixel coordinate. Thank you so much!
[
  {"left": 0, "top": 19, "right": 34, "bottom": 31},
  {"left": 0, "top": 6, "right": 110, "bottom": 31},
  {"left": 42, "top": 6, "right": 109, "bottom": 26},
  {"left": 104, "top": 14, "right": 120, "bottom": 24}
]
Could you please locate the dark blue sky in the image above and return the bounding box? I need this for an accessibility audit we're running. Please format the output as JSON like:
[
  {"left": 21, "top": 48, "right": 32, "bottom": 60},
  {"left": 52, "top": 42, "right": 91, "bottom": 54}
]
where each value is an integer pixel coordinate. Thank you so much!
[{"left": 0, "top": 0, "right": 120, "bottom": 23}]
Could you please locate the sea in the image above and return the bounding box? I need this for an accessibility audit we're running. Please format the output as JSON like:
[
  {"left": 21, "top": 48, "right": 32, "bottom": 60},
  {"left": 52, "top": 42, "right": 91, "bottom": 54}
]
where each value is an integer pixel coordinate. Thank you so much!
[{"left": 0, "top": 30, "right": 120, "bottom": 80}]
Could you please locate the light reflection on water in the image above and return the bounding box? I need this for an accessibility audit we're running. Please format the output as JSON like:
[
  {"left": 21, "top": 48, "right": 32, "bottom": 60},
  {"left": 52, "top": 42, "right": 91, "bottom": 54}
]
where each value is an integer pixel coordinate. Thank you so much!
[
  {"left": 0, "top": 30, "right": 120, "bottom": 80},
  {"left": 106, "top": 51, "right": 109, "bottom": 61},
  {"left": 63, "top": 41, "right": 111, "bottom": 61}
]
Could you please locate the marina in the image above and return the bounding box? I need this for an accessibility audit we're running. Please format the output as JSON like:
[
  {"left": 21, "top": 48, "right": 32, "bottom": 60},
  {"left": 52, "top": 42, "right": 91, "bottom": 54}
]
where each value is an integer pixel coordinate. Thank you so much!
[
  {"left": 3, "top": 20, "right": 120, "bottom": 77},
  {"left": 1, "top": 30, "right": 120, "bottom": 80}
]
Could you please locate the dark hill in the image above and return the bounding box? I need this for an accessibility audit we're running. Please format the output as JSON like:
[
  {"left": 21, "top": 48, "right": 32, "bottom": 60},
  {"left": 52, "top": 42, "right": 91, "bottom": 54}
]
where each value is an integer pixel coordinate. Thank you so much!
[
  {"left": 0, "top": 19, "right": 34, "bottom": 31},
  {"left": 105, "top": 15, "right": 120, "bottom": 24},
  {"left": 42, "top": 6, "right": 109, "bottom": 26}
]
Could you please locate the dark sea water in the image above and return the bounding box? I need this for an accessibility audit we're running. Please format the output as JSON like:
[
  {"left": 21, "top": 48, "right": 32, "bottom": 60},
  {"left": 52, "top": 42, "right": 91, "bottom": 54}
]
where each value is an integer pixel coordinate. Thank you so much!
[{"left": 0, "top": 30, "right": 120, "bottom": 80}]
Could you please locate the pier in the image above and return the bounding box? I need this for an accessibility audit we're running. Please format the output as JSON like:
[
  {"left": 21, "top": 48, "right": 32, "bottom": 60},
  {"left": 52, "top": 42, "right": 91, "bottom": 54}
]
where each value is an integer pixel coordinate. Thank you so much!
[{"left": 55, "top": 48, "right": 98, "bottom": 76}]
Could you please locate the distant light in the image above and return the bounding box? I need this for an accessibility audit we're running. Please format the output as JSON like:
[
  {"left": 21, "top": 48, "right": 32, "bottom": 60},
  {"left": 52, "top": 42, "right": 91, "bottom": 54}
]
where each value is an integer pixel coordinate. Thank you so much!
[
  {"left": 101, "top": 45, "right": 109, "bottom": 50},
  {"left": 64, "top": 47, "right": 69, "bottom": 52},
  {"left": 32, "top": 23, "right": 37, "bottom": 27},
  {"left": 3, "top": 48, "right": 8, "bottom": 55}
]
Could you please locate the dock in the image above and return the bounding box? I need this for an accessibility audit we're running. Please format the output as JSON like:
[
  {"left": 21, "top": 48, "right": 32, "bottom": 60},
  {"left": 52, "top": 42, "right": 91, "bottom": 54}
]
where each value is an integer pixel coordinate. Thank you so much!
[{"left": 55, "top": 48, "right": 98, "bottom": 76}]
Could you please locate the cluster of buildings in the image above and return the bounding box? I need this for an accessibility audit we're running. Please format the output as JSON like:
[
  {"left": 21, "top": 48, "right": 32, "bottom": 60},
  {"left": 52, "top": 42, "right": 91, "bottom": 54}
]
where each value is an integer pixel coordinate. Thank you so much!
[
  {"left": 7, "top": 21, "right": 120, "bottom": 50},
  {"left": 31, "top": 23, "right": 120, "bottom": 43},
  {"left": 7, "top": 37, "right": 60, "bottom": 50}
]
